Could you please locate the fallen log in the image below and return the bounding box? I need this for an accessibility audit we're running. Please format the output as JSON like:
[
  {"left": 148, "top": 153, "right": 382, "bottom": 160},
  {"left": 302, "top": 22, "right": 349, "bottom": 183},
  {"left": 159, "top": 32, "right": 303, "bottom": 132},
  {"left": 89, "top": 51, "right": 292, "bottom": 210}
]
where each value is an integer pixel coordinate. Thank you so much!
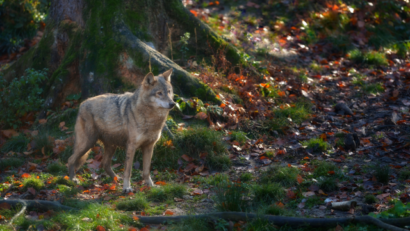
[
  {"left": 0, "top": 199, "right": 78, "bottom": 212},
  {"left": 136, "top": 212, "right": 410, "bottom": 231}
]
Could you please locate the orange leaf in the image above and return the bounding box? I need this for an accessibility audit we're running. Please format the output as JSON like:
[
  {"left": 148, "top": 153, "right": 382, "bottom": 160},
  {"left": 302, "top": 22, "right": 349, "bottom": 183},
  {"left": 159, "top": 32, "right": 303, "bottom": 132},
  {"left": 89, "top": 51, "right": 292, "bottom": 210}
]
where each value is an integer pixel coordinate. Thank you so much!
[
  {"left": 114, "top": 176, "right": 118, "bottom": 182},
  {"left": 21, "top": 173, "right": 31, "bottom": 178},
  {"left": 155, "top": 181, "right": 166, "bottom": 186},
  {"left": 220, "top": 103, "right": 226, "bottom": 108},
  {"left": 190, "top": 10, "right": 198, "bottom": 17},
  {"left": 276, "top": 202, "right": 285, "bottom": 208},
  {"left": 297, "top": 174, "right": 303, "bottom": 184},
  {"left": 39, "top": 119, "right": 47, "bottom": 124},
  {"left": 64, "top": 176, "right": 69, "bottom": 180},
  {"left": 303, "top": 156, "right": 309, "bottom": 160},
  {"left": 164, "top": 209, "right": 175, "bottom": 215},
  {"left": 133, "top": 215, "right": 139, "bottom": 221},
  {"left": 140, "top": 227, "right": 150, "bottom": 231},
  {"left": 109, "top": 185, "right": 116, "bottom": 191},
  {"left": 320, "top": 133, "right": 327, "bottom": 141},
  {"left": 328, "top": 171, "right": 335, "bottom": 175},
  {"left": 128, "top": 228, "right": 138, "bottom": 231},
  {"left": 96, "top": 225, "right": 106, "bottom": 231}
]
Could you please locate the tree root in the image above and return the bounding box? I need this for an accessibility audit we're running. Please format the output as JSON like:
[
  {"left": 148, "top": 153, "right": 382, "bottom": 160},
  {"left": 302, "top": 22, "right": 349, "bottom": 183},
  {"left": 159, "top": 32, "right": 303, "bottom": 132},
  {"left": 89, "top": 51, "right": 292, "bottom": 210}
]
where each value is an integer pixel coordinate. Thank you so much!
[
  {"left": 0, "top": 199, "right": 78, "bottom": 212},
  {"left": 8, "top": 200, "right": 27, "bottom": 227},
  {"left": 136, "top": 212, "right": 410, "bottom": 230},
  {"left": 113, "top": 21, "right": 218, "bottom": 102}
]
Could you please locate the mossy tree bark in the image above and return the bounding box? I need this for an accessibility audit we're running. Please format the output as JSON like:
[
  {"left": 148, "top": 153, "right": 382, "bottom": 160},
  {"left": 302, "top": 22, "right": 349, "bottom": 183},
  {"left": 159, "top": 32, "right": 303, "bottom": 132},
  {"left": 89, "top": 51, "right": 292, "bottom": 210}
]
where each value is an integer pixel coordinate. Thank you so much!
[{"left": 4, "top": 0, "right": 246, "bottom": 113}]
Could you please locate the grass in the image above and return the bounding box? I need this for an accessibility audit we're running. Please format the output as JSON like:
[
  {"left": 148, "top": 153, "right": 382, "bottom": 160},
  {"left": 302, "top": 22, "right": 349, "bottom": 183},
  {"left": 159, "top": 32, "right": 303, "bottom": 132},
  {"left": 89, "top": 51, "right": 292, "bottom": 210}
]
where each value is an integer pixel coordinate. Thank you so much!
[
  {"left": 32, "top": 131, "right": 54, "bottom": 155},
  {"left": 349, "top": 49, "right": 388, "bottom": 66},
  {"left": 269, "top": 100, "right": 312, "bottom": 133},
  {"left": 230, "top": 131, "right": 247, "bottom": 145},
  {"left": 259, "top": 165, "right": 300, "bottom": 187},
  {"left": 253, "top": 183, "right": 285, "bottom": 203},
  {"left": 22, "top": 176, "right": 45, "bottom": 191},
  {"left": 365, "top": 194, "right": 377, "bottom": 204},
  {"left": 48, "top": 203, "right": 136, "bottom": 231},
  {"left": 193, "top": 173, "right": 229, "bottom": 186},
  {"left": 373, "top": 163, "right": 390, "bottom": 184},
  {"left": 57, "top": 184, "right": 79, "bottom": 197},
  {"left": 312, "top": 160, "right": 340, "bottom": 178},
  {"left": 305, "top": 196, "right": 323, "bottom": 209},
  {"left": 240, "top": 172, "right": 253, "bottom": 182},
  {"left": 52, "top": 176, "right": 75, "bottom": 187},
  {"left": 263, "top": 204, "right": 285, "bottom": 215},
  {"left": 167, "top": 217, "right": 213, "bottom": 231},
  {"left": 352, "top": 74, "right": 384, "bottom": 94},
  {"left": 309, "top": 61, "right": 322, "bottom": 73},
  {"left": 399, "top": 168, "right": 410, "bottom": 180},
  {"left": 1, "top": 134, "right": 29, "bottom": 153},
  {"left": 301, "top": 138, "right": 330, "bottom": 152},
  {"left": 151, "top": 127, "right": 230, "bottom": 171},
  {"left": 0, "top": 157, "right": 24, "bottom": 169},
  {"left": 47, "top": 162, "right": 68, "bottom": 175},
  {"left": 153, "top": 170, "right": 178, "bottom": 182},
  {"left": 146, "top": 183, "right": 186, "bottom": 202},
  {"left": 116, "top": 193, "right": 149, "bottom": 211},
  {"left": 317, "top": 177, "right": 338, "bottom": 192},
  {"left": 214, "top": 181, "right": 250, "bottom": 212}
]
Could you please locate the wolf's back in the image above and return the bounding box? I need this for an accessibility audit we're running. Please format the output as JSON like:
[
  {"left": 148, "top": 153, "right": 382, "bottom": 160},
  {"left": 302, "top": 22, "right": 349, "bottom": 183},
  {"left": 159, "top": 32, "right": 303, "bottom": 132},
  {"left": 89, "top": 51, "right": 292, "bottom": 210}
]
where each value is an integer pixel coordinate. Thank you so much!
[{"left": 77, "top": 92, "right": 135, "bottom": 135}]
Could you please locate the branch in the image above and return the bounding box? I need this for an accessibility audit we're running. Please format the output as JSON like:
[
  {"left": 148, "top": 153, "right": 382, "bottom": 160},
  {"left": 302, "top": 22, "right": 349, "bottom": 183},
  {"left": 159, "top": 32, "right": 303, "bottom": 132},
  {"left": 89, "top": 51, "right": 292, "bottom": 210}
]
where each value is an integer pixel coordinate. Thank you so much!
[
  {"left": 135, "top": 212, "right": 409, "bottom": 230},
  {"left": 0, "top": 199, "right": 78, "bottom": 212},
  {"left": 8, "top": 200, "right": 26, "bottom": 227}
]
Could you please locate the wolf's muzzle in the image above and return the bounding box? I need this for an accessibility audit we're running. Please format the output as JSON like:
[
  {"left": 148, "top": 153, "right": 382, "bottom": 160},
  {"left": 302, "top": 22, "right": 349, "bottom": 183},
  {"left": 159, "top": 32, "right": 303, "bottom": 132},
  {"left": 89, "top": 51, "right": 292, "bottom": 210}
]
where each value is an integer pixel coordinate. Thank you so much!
[{"left": 169, "top": 102, "right": 176, "bottom": 109}]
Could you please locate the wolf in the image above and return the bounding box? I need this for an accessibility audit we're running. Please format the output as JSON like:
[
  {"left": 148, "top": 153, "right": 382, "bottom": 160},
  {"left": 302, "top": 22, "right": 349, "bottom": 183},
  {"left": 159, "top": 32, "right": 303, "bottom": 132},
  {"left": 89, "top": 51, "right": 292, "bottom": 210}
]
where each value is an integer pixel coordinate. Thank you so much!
[{"left": 67, "top": 69, "right": 175, "bottom": 193}]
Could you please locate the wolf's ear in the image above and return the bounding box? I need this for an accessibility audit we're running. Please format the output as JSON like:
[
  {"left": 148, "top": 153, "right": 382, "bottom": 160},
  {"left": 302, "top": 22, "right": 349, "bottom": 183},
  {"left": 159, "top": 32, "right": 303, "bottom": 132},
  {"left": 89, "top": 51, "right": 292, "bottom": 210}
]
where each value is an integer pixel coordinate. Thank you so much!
[
  {"left": 143, "top": 72, "right": 156, "bottom": 86},
  {"left": 162, "top": 68, "right": 173, "bottom": 82}
]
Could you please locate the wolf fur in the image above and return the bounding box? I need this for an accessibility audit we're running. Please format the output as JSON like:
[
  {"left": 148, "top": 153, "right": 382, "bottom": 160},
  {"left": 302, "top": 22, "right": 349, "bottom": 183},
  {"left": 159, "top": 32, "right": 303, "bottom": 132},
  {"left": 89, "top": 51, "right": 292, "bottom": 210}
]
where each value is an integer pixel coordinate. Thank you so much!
[{"left": 67, "top": 69, "right": 175, "bottom": 193}]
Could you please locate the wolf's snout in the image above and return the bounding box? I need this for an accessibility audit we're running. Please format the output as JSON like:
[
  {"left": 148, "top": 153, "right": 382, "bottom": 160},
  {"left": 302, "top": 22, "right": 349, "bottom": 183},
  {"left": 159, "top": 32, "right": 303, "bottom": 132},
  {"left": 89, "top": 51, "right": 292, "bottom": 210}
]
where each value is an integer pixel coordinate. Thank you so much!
[{"left": 169, "top": 102, "right": 176, "bottom": 109}]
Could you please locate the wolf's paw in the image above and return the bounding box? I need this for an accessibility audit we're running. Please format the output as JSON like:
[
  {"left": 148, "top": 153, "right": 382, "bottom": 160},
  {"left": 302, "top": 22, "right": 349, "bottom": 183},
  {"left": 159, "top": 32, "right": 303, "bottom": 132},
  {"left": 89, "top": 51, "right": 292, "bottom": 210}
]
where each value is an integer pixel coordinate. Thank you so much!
[
  {"left": 144, "top": 178, "right": 154, "bottom": 187},
  {"left": 122, "top": 187, "right": 134, "bottom": 193},
  {"left": 72, "top": 177, "right": 81, "bottom": 184}
]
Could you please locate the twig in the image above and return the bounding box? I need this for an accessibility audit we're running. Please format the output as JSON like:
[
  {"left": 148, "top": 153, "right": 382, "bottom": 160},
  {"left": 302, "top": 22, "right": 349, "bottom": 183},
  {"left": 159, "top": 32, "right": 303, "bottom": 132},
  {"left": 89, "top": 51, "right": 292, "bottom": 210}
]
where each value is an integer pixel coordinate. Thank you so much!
[
  {"left": 0, "top": 199, "right": 77, "bottom": 212},
  {"left": 135, "top": 212, "right": 409, "bottom": 230},
  {"left": 8, "top": 200, "right": 26, "bottom": 227}
]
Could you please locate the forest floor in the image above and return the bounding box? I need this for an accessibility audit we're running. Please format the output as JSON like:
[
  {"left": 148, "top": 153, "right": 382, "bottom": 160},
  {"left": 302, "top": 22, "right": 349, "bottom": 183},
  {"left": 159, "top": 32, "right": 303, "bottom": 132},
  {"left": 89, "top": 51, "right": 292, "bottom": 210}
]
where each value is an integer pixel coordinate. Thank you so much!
[{"left": 1, "top": 0, "right": 410, "bottom": 231}]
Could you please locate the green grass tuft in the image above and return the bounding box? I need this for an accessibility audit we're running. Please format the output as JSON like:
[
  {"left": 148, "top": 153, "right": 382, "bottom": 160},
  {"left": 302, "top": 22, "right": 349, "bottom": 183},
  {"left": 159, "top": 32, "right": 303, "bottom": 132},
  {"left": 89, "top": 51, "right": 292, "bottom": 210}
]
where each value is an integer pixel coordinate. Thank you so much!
[
  {"left": 253, "top": 183, "right": 285, "bottom": 203},
  {"left": 263, "top": 204, "right": 285, "bottom": 215},
  {"left": 269, "top": 100, "right": 312, "bottom": 133},
  {"left": 318, "top": 177, "right": 338, "bottom": 192},
  {"left": 373, "top": 163, "right": 390, "bottom": 184},
  {"left": 167, "top": 217, "right": 213, "bottom": 231},
  {"left": 215, "top": 181, "right": 250, "bottom": 212},
  {"left": 52, "top": 176, "right": 75, "bottom": 187},
  {"left": 399, "top": 168, "right": 410, "bottom": 180},
  {"left": 349, "top": 49, "right": 388, "bottom": 66},
  {"left": 22, "top": 176, "right": 45, "bottom": 191},
  {"left": 364, "top": 194, "right": 377, "bottom": 204},
  {"left": 230, "top": 131, "right": 247, "bottom": 145},
  {"left": 0, "top": 157, "right": 24, "bottom": 169},
  {"left": 260, "top": 165, "right": 300, "bottom": 187},
  {"left": 240, "top": 172, "right": 253, "bottom": 182},
  {"left": 116, "top": 193, "right": 149, "bottom": 211},
  {"left": 301, "top": 138, "right": 330, "bottom": 152},
  {"left": 147, "top": 183, "right": 186, "bottom": 202},
  {"left": 312, "top": 160, "right": 340, "bottom": 177},
  {"left": 47, "top": 162, "right": 68, "bottom": 175},
  {"left": 1, "top": 135, "right": 29, "bottom": 153}
]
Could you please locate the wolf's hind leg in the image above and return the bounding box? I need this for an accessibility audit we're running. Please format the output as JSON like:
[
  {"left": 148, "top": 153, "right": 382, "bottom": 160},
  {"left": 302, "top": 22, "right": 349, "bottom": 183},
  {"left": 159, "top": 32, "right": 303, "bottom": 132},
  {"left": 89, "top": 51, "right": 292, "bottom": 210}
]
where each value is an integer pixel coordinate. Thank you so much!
[
  {"left": 68, "top": 119, "right": 96, "bottom": 181},
  {"left": 102, "top": 144, "right": 118, "bottom": 179}
]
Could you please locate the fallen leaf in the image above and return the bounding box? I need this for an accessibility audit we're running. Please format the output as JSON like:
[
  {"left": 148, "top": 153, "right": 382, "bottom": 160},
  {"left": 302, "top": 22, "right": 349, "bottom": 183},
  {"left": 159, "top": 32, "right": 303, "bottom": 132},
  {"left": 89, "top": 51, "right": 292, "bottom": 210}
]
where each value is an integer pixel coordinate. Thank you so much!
[
  {"left": 0, "top": 129, "right": 19, "bottom": 139},
  {"left": 96, "top": 225, "right": 106, "bottom": 231},
  {"left": 39, "top": 119, "right": 47, "bottom": 125},
  {"left": 163, "top": 209, "right": 174, "bottom": 216}
]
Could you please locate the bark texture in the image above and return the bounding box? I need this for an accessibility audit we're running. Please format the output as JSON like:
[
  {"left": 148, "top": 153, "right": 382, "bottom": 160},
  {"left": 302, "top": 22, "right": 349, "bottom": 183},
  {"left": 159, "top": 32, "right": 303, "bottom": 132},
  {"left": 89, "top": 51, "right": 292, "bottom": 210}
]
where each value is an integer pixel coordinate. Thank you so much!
[{"left": 4, "top": 0, "right": 245, "bottom": 111}]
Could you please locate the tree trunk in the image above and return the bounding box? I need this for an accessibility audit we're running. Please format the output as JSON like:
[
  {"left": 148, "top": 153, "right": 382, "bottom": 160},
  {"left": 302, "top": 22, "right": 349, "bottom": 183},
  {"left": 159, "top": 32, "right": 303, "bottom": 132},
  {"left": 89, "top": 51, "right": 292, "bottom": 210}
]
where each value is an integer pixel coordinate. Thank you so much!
[{"left": 3, "top": 0, "right": 244, "bottom": 112}]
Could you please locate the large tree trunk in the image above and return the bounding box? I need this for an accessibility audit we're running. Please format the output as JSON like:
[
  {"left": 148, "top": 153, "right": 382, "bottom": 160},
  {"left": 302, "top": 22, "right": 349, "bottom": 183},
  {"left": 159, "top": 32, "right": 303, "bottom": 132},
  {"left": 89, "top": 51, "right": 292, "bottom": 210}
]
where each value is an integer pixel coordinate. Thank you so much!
[{"left": 3, "top": 0, "right": 244, "bottom": 112}]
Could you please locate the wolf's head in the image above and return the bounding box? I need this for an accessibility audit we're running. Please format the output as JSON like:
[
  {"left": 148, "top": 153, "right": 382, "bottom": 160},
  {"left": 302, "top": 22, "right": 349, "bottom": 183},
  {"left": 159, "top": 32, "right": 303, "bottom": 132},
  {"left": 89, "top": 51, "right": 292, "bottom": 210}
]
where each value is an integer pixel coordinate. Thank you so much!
[{"left": 140, "top": 69, "right": 175, "bottom": 110}]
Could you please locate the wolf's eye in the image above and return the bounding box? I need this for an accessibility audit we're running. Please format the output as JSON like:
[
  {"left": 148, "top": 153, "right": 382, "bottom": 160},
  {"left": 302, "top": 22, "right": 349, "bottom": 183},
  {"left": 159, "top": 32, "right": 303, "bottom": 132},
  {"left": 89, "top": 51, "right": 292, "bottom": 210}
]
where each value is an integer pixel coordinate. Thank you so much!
[{"left": 157, "top": 92, "right": 163, "bottom": 96}]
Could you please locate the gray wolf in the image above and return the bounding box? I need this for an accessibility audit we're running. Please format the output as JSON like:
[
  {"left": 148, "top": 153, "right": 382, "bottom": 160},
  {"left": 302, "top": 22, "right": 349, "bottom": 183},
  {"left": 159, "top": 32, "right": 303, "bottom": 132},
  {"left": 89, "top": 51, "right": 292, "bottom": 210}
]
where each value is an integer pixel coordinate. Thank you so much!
[{"left": 68, "top": 69, "right": 175, "bottom": 193}]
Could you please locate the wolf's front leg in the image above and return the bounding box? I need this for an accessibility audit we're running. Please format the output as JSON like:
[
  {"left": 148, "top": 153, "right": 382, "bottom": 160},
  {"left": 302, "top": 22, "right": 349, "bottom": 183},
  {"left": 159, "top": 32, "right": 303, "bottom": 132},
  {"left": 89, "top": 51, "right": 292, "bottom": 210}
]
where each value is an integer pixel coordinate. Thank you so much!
[
  {"left": 123, "top": 143, "right": 137, "bottom": 193},
  {"left": 142, "top": 143, "right": 155, "bottom": 186}
]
